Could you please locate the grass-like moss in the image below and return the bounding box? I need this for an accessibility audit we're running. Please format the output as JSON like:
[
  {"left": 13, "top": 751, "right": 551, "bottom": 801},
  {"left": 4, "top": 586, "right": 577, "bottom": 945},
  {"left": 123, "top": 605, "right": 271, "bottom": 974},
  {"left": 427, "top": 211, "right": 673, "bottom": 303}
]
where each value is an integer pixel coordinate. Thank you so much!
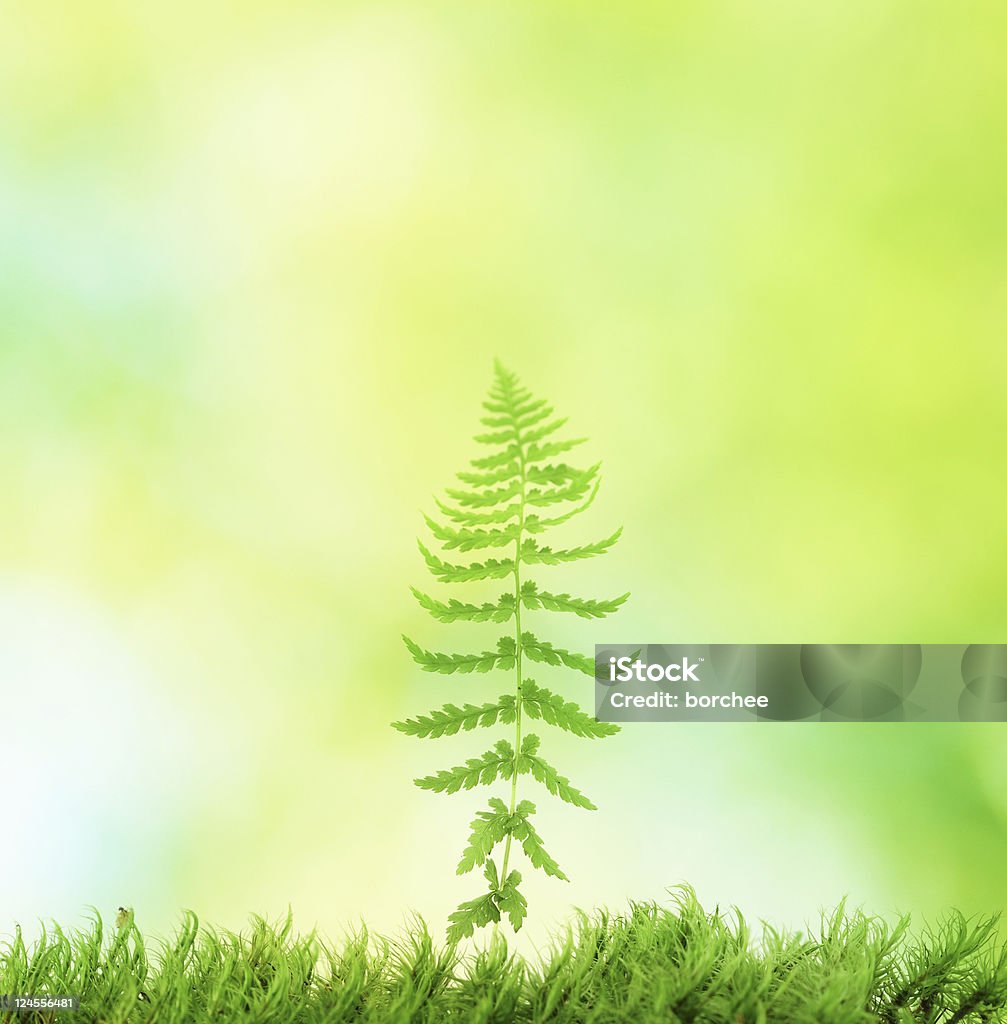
[{"left": 2, "top": 888, "right": 1005, "bottom": 1023}]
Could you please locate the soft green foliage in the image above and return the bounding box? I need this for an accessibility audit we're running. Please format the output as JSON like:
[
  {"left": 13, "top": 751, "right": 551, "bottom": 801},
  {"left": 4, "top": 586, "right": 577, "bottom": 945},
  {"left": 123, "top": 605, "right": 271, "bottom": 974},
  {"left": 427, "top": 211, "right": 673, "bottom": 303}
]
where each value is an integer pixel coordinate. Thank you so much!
[
  {"left": 393, "top": 362, "right": 626, "bottom": 942},
  {"left": 519, "top": 680, "right": 619, "bottom": 739},
  {"left": 3, "top": 892, "right": 1006, "bottom": 1023}
]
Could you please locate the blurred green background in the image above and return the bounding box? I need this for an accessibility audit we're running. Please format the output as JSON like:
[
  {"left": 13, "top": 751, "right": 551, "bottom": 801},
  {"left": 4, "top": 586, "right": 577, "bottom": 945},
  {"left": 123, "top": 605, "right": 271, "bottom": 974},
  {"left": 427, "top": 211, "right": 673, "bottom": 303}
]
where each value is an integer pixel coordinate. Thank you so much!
[{"left": 2, "top": 1, "right": 1006, "bottom": 947}]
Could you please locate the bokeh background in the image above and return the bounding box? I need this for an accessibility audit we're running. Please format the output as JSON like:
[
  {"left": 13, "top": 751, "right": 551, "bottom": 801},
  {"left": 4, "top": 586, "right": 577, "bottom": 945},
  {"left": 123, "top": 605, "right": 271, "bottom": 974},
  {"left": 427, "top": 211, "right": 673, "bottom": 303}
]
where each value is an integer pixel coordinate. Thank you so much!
[{"left": 3, "top": 1, "right": 1006, "bottom": 949}]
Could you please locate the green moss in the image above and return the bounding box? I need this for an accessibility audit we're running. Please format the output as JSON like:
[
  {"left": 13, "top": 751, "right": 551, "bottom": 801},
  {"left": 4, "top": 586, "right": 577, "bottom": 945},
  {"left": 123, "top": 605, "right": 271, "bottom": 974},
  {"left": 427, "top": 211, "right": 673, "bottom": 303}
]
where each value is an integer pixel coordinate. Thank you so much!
[{"left": 3, "top": 888, "right": 1006, "bottom": 1023}]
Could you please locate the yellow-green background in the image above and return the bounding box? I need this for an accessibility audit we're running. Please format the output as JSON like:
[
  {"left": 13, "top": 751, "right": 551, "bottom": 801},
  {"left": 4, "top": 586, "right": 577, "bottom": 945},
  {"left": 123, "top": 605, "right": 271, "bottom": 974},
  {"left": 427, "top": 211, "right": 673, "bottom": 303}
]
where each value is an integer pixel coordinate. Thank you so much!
[{"left": 2, "top": 1, "right": 1006, "bottom": 946}]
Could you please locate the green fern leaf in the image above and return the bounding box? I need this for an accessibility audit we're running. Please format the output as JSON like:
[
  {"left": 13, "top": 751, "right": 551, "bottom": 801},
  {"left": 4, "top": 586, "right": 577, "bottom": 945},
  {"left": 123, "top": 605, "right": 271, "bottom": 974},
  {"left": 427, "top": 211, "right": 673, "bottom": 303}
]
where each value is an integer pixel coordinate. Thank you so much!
[
  {"left": 525, "top": 470, "right": 599, "bottom": 508},
  {"left": 393, "top": 696, "right": 516, "bottom": 739},
  {"left": 489, "top": 360, "right": 527, "bottom": 396},
  {"left": 520, "top": 528, "right": 622, "bottom": 566},
  {"left": 469, "top": 446, "right": 521, "bottom": 470},
  {"left": 515, "top": 402, "right": 554, "bottom": 430},
  {"left": 478, "top": 414, "right": 512, "bottom": 428},
  {"left": 497, "top": 870, "right": 527, "bottom": 931},
  {"left": 482, "top": 393, "right": 546, "bottom": 417},
  {"left": 444, "top": 480, "right": 523, "bottom": 508},
  {"left": 524, "top": 438, "right": 588, "bottom": 464},
  {"left": 434, "top": 499, "right": 522, "bottom": 526},
  {"left": 479, "top": 399, "right": 554, "bottom": 433},
  {"left": 525, "top": 463, "right": 593, "bottom": 487},
  {"left": 424, "top": 517, "right": 521, "bottom": 552},
  {"left": 525, "top": 482, "right": 600, "bottom": 532},
  {"left": 482, "top": 857, "right": 500, "bottom": 891},
  {"left": 446, "top": 892, "right": 500, "bottom": 942},
  {"left": 520, "top": 417, "right": 569, "bottom": 447},
  {"left": 411, "top": 588, "right": 515, "bottom": 623},
  {"left": 455, "top": 463, "right": 520, "bottom": 487},
  {"left": 521, "top": 680, "right": 619, "bottom": 738},
  {"left": 484, "top": 395, "right": 546, "bottom": 420},
  {"left": 486, "top": 385, "right": 532, "bottom": 411},
  {"left": 398, "top": 362, "right": 628, "bottom": 940},
  {"left": 414, "top": 739, "right": 515, "bottom": 794},
  {"left": 520, "top": 581, "right": 629, "bottom": 619},
  {"left": 418, "top": 542, "right": 516, "bottom": 582},
  {"left": 507, "top": 805, "right": 568, "bottom": 880},
  {"left": 402, "top": 635, "right": 516, "bottom": 674},
  {"left": 473, "top": 428, "right": 520, "bottom": 446},
  {"left": 480, "top": 400, "right": 510, "bottom": 415},
  {"left": 515, "top": 734, "right": 596, "bottom": 809},
  {"left": 457, "top": 798, "right": 511, "bottom": 874},
  {"left": 520, "top": 633, "right": 594, "bottom": 676}
]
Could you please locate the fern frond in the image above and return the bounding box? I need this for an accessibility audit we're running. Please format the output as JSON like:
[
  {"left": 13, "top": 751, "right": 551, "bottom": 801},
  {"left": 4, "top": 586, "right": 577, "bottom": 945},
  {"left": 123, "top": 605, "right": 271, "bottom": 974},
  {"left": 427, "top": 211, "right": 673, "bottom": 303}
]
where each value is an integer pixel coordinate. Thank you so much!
[
  {"left": 478, "top": 414, "right": 513, "bottom": 428},
  {"left": 524, "top": 438, "right": 588, "bottom": 464},
  {"left": 476, "top": 402, "right": 554, "bottom": 436},
  {"left": 446, "top": 859, "right": 526, "bottom": 941},
  {"left": 456, "top": 798, "right": 569, "bottom": 880},
  {"left": 473, "top": 427, "right": 519, "bottom": 446},
  {"left": 418, "top": 542, "right": 515, "bottom": 582},
  {"left": 400, "top": 361, "right": 627, "bottom": 940},
  {"left": 393, "top": 697, "right": 517, "bottom": 739},
  {"left": 491, "top": 359, "right": 524, "bottom": 395},
  {"left": 457, "top": 798, "right": 511, "bottom": 874},
  {"left": 497, "top": 871, "right": 527, "bottom": 931},
  {"left": 469, "top": 446, "right": 521, "bottom": 471},
  {"left": 480, "top": 399, "right": 510, "bottom": 415},
  {"left": 402, "top": 635, "right": 517, "bottom": 674},
  {"left": 508, "top": 803, "right": 568, "bottom": 880},
  {"left": 520, "top": 581, "right": 629, "bottom": 619},
  {"left": 520, "top": 633, "right": 594, "bottom": 676},
  {"left": 525, "top": 482, "right": 600, "bottom": 532},
  {"left": 455, "top": 463, "right": 520, "bottom": 487},
  {"left": 520, "top": 528, "right": 622, "bottom": 566},
  {"left": 411, "top": 588, "right": 515, "bottom": 624},
  {"left": 424, "top": 517, "right": 521, "bottom": 552},
  {"left": 520, "top": 417, "right": 569, "bottom": 447},
  {"left": 483, "top": 857, "right": 500, "bottom": 891},
  {"left": 498, "top": 396, "right": 548, "bottom": 418},
  {"left": 517, "top": 735, "right": 597, "bottom": 810},
  {"left": 516, "top": 401, "right": 554, "bottom": 429},
  {"left": 434, "top": 499, "right": 521, "bottom": 526},
  {"left": 414, "top": 740, "right": 515, "bottom": 794},
  {"left": 525, "top": 463, "right": 593, "bottom": 487},
  {"left": 482, "top": 395, "right": 547, "bottom": 420},
  {"left": 521, "top": 680, "right": 619, "bottom": 739},
  {"left": 444, "top": 481, "right": 523, "bottom": 508},
  {"left": 487, "top": 375, "right": 529, "bottom": 399},
  {"left": 446, "top": 892, "right": 500, "bottom": 942},
  {"left": 525, "top": 470, "right": 599, "bottom": 507}
]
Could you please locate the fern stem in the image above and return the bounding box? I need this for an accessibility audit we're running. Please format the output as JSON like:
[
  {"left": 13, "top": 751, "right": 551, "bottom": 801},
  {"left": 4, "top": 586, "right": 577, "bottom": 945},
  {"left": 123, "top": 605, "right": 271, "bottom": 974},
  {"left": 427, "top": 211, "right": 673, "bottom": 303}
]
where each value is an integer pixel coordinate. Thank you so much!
[{"left": 498, "top": 419, "right": 527, "bottom": 887}]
